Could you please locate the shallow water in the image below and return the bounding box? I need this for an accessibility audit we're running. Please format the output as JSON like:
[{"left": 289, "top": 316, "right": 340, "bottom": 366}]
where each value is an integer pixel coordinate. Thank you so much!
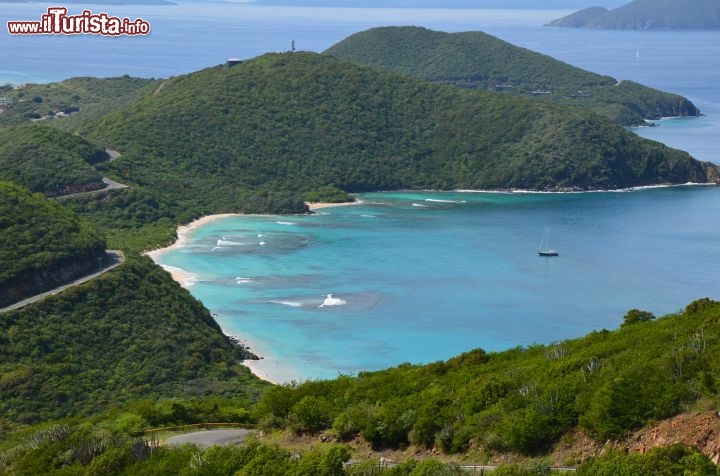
[{"left": 158, "top": 186, "right": 720, "bottom": 382}]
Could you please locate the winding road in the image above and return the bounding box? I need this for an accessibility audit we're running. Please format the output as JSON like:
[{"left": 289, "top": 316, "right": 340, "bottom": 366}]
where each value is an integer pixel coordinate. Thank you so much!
[
  {"left": 0, "top": 250, "right": 125, "bottom": 313},
  {"left": 166, "top": 429, "right": 256, "bottom": 448}
]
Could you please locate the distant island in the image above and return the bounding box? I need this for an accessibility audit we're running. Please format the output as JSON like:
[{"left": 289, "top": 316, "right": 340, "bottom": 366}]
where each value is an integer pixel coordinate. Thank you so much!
[{"left": 547, "top": 0, "right": 720, "bottom": 30}]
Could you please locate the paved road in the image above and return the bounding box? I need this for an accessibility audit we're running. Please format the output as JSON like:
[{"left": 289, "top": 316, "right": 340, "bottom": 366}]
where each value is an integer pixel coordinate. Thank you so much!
[
  {"left": 105, "top": 148, "right": 122, "bottom": 162},
  {"left": 166, "top": 429, "right": 256, "bottom": 448},
  {"left": 101, "top": 176, "right": 128, "bottom": 190},
  {"left": 53, "top": 176, "right": 128, "bottom": 201},
  {"left": 0, "top": 250, "right": 125, "bottom": 313}
]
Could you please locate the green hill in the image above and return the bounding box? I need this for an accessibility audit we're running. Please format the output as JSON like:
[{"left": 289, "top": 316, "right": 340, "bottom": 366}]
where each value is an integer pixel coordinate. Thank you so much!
[
  {"left": 254, "top": 299, "right": 720, "bottom": 457},
  {"left": 324, "top": 26, "right": 699, "bottom": 126},
  {"left": 0, "top": 257, "right": 266, "bottom": 424},
  {"left": 0, "top": 181, "right": 106, "bottom": 307},
  {"left": 0, "top": 125, "right": 106, "bottom": 197},
  {"left": 78, "top": 52, "right": 715, "bottom": 206},
  {"left": 547, "top": 0, "right": 720, "bottom": 30}
]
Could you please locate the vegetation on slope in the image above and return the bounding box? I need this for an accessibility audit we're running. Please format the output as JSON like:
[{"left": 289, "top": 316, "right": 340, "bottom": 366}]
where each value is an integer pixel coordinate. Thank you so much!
[
  {"left": 0, "top": 181, "right": 106, "bottom": 307},
  {"left": 1, "top": 299, "right": 719, "bottom": 474},
  {"left": 0, "top": 256, "right": 265, "bottom": 425},
  {"left": 252, "top": 298, "right": 720, "bottom": 458},
  {"left": 0, "top": 125, "right": 106, "bottom": 197},
  {"left": 324, "top": 27, "right": 700, "bottom": 125},
  {"left": 1, "top": 431, "right": 715, "bottom": 475},
  {"left": 59, "top": 187, "right": 185, "bottom": 254},
  {"left": 547, "top": 0, "right": 720, "bottom": 30},
  {"left": 78, "top": 52, "right": 714, "bottom": 204},
  {"left": 0, "top": 76, "right": 157, "bottom": 127}
]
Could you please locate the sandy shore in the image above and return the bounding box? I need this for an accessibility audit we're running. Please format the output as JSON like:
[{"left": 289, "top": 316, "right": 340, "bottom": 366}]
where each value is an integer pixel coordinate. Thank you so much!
[
  {"left": 145, "top": 213, "right": 241, "bottom": 259},
  {"left": 307, "top": 198, "right": 361, "bottom": 210},
  {"left": 144, "top": 201, "right": 360, "bottom": 265},
  {"left": 242, "top": 357, "right": 301, "bottom": 385},
  {"left": 145, "top": 213, "right": 242, "bottom": 285}
]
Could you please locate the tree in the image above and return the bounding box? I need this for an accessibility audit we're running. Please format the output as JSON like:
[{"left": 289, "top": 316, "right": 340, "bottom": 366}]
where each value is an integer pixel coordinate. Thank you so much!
[{"left": 621, "top": 309, "right": 655, "bottom": 327}]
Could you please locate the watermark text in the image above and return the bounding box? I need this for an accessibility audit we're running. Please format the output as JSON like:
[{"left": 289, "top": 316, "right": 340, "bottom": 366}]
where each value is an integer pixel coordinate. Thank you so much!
[{"left": 7, "top": 7, "right": 151, "bottom": 36}]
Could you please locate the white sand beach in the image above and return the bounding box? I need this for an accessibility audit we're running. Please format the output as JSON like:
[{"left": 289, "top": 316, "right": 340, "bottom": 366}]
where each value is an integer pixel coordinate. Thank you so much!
[
  {"left": 242, "top": 356, "right": 301, "bottom": 385},
  {"left": 145, "top": 213, "right": 241, "bottom": 260},
  {"left": 145, "top": 213, "right": 241, "bottom": 286},
  {"left": 307, "top": 199, "right": 361, "bottom": 210},
  {"left": 144, "top": 201, "right": 359, "bottom": 266}
]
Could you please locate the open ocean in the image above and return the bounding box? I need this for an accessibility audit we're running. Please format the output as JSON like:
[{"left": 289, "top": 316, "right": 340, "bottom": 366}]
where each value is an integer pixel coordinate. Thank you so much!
[{"left": 5, "top": 4, "right": 719, "bottom": 382}]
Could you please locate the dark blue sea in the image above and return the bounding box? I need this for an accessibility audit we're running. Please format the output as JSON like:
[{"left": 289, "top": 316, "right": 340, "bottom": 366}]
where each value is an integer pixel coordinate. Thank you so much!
[{"left": 4, "top": 4, "right": 719, "bottom": 381}]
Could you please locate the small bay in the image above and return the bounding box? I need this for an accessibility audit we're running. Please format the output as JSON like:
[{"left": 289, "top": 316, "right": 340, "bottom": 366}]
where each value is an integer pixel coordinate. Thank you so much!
[{"left": 157, "top": 186, "right": 720, "bottom": 382}]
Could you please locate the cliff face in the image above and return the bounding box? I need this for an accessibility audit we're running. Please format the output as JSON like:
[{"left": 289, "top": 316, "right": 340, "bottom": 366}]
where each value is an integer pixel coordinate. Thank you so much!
[
  {"left": 0, "top": 181, "right": 107, "bottom": 308},
  {"left": 0, "top": 247, "right": 107, "bottom": 308},
  {"left": 702, "top": 162, "right": 720, "bottom": 184}
]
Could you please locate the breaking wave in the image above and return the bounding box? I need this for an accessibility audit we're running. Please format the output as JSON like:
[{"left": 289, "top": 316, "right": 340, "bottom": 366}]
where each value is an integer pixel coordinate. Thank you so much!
[{"left": 318, "top": 293, "right": 347, "bottom": 307}]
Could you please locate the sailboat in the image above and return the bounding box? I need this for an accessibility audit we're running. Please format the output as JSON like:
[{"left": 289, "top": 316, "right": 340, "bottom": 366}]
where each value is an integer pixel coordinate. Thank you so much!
[{"left": 538, "top": 228, "right": 559, "bottom": 257}]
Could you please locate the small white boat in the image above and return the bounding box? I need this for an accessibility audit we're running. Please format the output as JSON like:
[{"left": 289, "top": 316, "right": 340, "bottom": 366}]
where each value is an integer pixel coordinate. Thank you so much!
[{"left": 538, "top": 228, "right": 559, "bottom": 257}]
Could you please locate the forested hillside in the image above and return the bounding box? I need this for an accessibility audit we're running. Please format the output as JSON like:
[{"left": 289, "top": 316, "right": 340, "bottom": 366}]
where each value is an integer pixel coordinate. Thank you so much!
[
  {"left": 0, "top": 257, "right": 266, "bottom": 424},
  {"left": 78, "top": 52, "right": 715, "bottom": 206},
  {"left": 547, "top": 0, "right": 720, "bottom": 30},
  {"left": 325, "top": 27, "right": 699, "bottom": 125},
  {"left": 0, "top": 182, "right": 106, "bottom": 307},
  {"left": 0, "top": 125, "right": 106, "bottom": 197},
  {"left": 0, "top": 76, "right": 157, "bottom": 127},
  {"left": 1, "top": 298, "right": 718, "bottom": 474},
  {"left": 254, "top": 299, "right": 720, "bottom": 458}
]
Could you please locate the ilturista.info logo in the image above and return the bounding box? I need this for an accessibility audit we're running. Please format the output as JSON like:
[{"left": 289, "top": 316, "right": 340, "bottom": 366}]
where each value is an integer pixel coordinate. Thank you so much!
[{"left": 7, "top": 6, "right": 151, "bottom": 36}]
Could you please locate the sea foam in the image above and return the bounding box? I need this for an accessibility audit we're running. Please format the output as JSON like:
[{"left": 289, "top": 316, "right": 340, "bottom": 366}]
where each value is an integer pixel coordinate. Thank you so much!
[
  {"left": 425, "top": 198, "right": 466, "bottom": 203},
  {"left": 217, "top": 239, "right": 246, "bottom": 246},
  {"left": 318, "top": 293, "right": 347, "bottom": 308}
]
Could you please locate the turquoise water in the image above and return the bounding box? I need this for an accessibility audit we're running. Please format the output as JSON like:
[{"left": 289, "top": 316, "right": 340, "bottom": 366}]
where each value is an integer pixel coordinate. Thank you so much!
[{"left": 158, "top": 187, "right": 720, "bottom": 382}]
